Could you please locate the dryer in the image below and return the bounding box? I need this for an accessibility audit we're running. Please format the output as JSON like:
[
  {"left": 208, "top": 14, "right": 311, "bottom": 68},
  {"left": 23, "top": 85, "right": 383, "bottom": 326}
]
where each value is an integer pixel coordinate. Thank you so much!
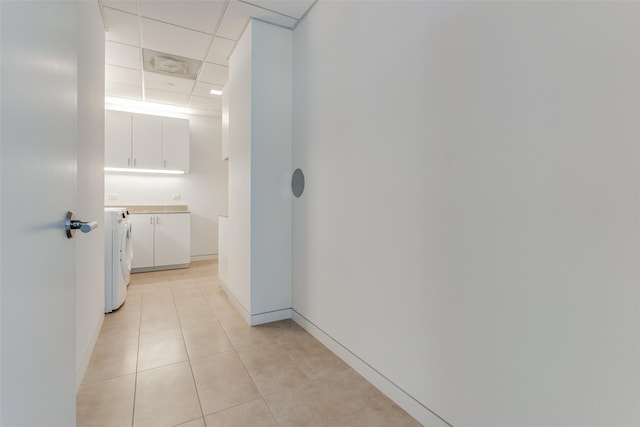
[{"left": 104, "top": 207, "right": 132, "bottom": 313}]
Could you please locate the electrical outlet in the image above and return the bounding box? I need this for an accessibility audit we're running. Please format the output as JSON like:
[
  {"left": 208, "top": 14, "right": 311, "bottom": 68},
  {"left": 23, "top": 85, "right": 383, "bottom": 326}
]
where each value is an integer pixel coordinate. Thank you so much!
[{"left": 171, "top": 194, "right": 181, "bottom": 200}]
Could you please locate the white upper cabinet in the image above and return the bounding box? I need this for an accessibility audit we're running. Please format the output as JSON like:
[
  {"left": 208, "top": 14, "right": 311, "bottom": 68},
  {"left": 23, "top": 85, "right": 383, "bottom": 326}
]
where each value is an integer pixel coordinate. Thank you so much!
[
  {"left": 162, "top": 117, "right": 190, "bottom": 171},
  {"left": 105, "top": 110, "right": 132, "bottom": 168},
  {"left": 132, "top": 114, "right": 162, "bottom": 169},
  {"left": 105, "top": 111, "right": 190, "bottom": 172}
]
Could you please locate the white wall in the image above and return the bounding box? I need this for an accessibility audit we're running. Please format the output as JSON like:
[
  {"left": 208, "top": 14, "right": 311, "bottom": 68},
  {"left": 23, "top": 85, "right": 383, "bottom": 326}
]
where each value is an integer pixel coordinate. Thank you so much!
[
  {"left": 75, "top": 1, "right": 105, "bottom": 389},
  {"left": 292, "top": 2, "right": 640, "bottom": 426},
  {"left": 105, "top": 114, "right": 227, "bottom": 259}
]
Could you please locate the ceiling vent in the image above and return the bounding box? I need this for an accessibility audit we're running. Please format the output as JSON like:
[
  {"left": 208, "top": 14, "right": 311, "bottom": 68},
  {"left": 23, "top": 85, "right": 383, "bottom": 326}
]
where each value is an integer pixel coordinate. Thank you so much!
[{"left": 142, "top": 49, "right": 202, "bottom": 80}]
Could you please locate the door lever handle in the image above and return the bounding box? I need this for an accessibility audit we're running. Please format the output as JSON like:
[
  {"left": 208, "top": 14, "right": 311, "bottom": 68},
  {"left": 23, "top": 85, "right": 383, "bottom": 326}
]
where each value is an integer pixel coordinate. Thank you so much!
[{"left": 65, "top": 211, "right": 99, "bottom": 239}]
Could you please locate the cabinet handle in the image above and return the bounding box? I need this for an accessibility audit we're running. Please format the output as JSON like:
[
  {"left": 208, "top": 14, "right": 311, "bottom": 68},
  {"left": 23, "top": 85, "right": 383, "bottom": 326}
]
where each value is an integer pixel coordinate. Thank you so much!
[
  {"left": 156, "top": 215, "right": 159, "bottom": 225},
  {"left": 149, "top": 216, "right": 153, "bottom": 225},
  {"left": 133, "top": 158, "right": 137, "bottom": 167},
  {"left": 163, "top": 160, "right": 166, "bottom": 169}
]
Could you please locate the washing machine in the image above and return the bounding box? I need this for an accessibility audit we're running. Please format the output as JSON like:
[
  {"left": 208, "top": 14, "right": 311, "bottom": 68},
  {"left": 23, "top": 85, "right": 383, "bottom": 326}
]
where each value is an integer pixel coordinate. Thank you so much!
[{"left": 104, "top": 207, "right": 133, "bottom": 313}]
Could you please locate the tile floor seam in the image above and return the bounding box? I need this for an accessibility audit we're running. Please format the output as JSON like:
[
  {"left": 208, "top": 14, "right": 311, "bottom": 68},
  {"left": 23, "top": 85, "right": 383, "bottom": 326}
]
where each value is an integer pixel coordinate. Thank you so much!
[
  {"left": 233, "top": 346, "right": 288, "bottom": 426},
  {"left": 198, "top": 396, "right": 262, "bottom": 418},
  {"left": 171, "top": 416, "right": 204, "bottom": 427},
  {"left": 185, "top": 348, "right": 236, "bottom": 364},
  {"left": 80, "top": 371, "right": 138, "bottom": 387},
  {"left": 261, "top": 395, "right": 283, "bottom": 426},
  {"left": 173, "top": 285, "right": 207, "bottom": 424},
  {"left": 131, "top": 292, "right": 142, "bottom": 427}
]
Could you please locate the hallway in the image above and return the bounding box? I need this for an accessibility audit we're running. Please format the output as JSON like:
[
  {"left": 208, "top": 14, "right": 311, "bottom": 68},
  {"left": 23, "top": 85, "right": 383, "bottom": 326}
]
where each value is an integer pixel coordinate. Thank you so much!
[{"left": 76, "top": 261, "right": 421, "bottom": 426}]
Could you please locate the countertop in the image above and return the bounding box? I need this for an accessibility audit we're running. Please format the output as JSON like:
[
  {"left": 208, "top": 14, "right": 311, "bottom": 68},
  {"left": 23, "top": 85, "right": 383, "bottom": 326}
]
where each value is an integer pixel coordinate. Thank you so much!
[{"left": 106, "top": 205, "right": 190, "bottom": 214}]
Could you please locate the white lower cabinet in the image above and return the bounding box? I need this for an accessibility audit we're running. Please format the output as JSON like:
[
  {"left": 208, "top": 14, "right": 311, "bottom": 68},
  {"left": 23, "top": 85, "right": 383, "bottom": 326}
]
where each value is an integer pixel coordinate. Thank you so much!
[{"left": 130, "top": 213, "right": 190, "bottom": 271}]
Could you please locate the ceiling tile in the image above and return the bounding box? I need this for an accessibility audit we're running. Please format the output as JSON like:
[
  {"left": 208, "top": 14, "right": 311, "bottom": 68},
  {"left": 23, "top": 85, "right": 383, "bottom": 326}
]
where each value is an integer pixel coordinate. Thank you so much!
[
  {"left": 243, "top": 0, "right": 315, "bottom": 19},
  {"left": 106, "top": 82, "right": 143, "bottom": 100},
  {"left": 106, "top": 65, "right": 141, "bottom": 86},
  {"left": 206, "top": 37, "right": 235, "bottom": 65},
  {"left": 199, "top": 62, "right": 228, "bottom": 85},
  {"left": 217, "top": 0, "right": 297, "bottom": 40},
  {"left": 142, "top": 18, "right": 212, "bottom": 60},
  {"left": 188, "top": 95, "right": 222, "bottom": 111},
  {"left": 140, "top": 1, "right": 224, "bottom": 35},
  {"left": 144, "top": 71, "right": 196, "bottom": 94},
  {"left": 103, "top": 7, "right": 140, "bottom": 45},
  {"left": 105, "top": 41, "right": 141, "bottom": 69},
  {"left": 193, "top": 81, "right": 224, "bottom": 98},
  {"left": 145, "top": 88, "right": 191, "bottom": 106},
  {"left": 102, "top": 0, "right": 137, "bottom": 15}
]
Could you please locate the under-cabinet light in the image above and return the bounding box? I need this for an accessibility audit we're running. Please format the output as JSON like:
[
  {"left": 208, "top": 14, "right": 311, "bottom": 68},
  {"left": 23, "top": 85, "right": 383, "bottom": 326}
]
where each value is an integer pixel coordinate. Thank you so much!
[
  {"left": 104, "top": 167, "right": 186, "bottom": 175},
  {"left": 105, "top": 96, "right": 188, "bottom": 115}
]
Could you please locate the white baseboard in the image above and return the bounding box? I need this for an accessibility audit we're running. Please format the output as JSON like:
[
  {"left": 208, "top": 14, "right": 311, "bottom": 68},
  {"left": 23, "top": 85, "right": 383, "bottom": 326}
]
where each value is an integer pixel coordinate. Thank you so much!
[
  {"left": 219, "top": 282, "right": 292, "bottom": 326},
  {"left": 219, "top": 281, "right": 251, "bottom": 324},
  {"left": 250, "top": 308, "right": 291, "bottom": 326},
  {"left": 76, "top": 313, "right": 104, "bottom": 392},
  {"left": 291, "top": 310, "right": 451, "bottom": 427},
  {"left": 191, "top": 254, "right": 217, "bottom": 262}
]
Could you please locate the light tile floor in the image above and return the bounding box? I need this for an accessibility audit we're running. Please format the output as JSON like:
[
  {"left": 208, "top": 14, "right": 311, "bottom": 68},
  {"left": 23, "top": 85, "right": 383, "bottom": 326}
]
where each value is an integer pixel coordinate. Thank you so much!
[{"left": 77, "top": 261, "right": 422, "bottom": 427}]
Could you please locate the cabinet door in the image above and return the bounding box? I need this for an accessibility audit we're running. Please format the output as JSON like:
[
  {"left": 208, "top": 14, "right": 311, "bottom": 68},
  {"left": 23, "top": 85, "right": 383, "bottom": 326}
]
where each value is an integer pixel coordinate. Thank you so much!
[
  {"left": 132, "top": 114, "right": 162, "bottom": 169},
  {"left": 105, "top": 110, "right": 132, "bottom": 168},
  {"left": 161, "top": 117, "right": 190, "bottom": 171},
  {"left": 130, "top": 214, "right": 155, "bottom": 269},
  {"left": 154, "top": 213, "right": 190, "bottom": 266}
]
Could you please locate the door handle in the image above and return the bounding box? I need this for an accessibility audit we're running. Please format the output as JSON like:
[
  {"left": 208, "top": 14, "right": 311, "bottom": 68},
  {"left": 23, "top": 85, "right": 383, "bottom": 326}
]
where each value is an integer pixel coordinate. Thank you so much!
[{"left": 65, "top": 211, "right": 98, "bottom": 239}]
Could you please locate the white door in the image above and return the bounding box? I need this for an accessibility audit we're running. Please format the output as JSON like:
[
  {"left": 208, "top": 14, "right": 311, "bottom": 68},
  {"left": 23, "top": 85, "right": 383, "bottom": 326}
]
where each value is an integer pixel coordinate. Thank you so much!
[{"left": 1, "top": 2, "right": 95, "bottom": 425}]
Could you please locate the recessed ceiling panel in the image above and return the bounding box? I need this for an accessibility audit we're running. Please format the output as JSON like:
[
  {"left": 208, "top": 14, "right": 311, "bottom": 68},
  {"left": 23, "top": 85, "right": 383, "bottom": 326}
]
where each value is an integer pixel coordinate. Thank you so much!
[
  {"left": 217, "top": 0, "right": 297, "bottom": 40},
  {"left": 106, "top": 82, "right": 143, "bottom": 100},
  {"left": 188, "top": 95, "right": 223, "bottom": 111},
  {"left": 199, "top": 62, "right": 229, "bottom": 85},
  {"left": 103, "top": 8, "right": 140, "bottom": 45},
  {"left": 145, "top": 88, "right": 191, "bottom": 106},
  {"left": 142, "top": 18, "right": 212, "bottom": 60},
  {"left": 193, "top": 81, "right": 224, "bottom": 98},
  {"left": 143, "top": 49, "right": 202, "bottom": 80},
  {"left": 102, "top": 0, "right": 138, "bottom": 15},
  {"left": 140, "top": 1, "right": 224, "bottom": 34},
  {"left": 105, "top": 65, "right": 141, "bottom": 86},
  {"left": 245, "top": 0, "right": 315, "bottom": 19},
  {"left": 144, "top": 71, "right": 196, "bottom": 94},
  {"left": 105, "top": 41, "right": 140, "bottom": 69},
  {"left": 206, "top": 37, "right": 236, "bottom": 65}
]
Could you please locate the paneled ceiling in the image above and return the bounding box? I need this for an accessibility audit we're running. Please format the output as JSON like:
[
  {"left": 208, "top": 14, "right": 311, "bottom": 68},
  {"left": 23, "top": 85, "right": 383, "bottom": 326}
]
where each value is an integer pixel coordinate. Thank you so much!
[{"left": 101, "top": 0, "right": 315, "bottom": 116}]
